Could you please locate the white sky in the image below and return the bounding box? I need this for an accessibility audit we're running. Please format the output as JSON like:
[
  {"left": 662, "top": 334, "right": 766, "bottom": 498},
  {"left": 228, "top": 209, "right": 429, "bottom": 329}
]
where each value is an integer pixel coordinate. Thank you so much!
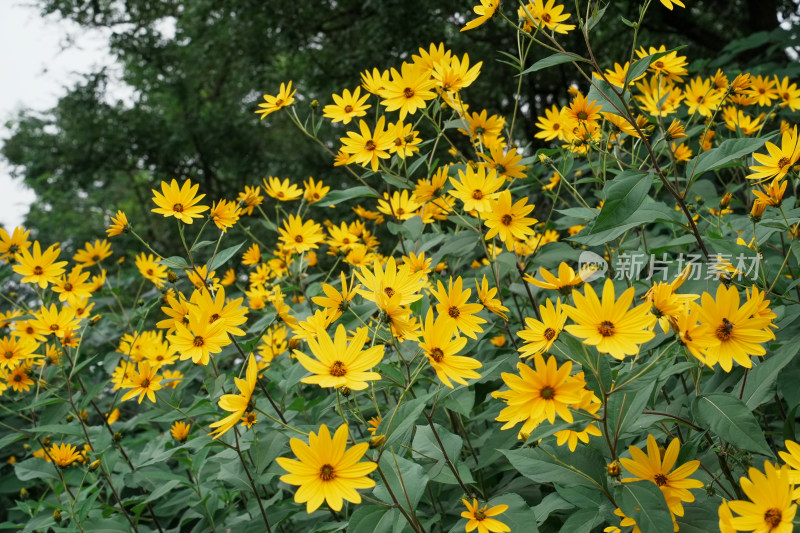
[{"left": 0, "top": 2, "right": 113, "bottom": 230}]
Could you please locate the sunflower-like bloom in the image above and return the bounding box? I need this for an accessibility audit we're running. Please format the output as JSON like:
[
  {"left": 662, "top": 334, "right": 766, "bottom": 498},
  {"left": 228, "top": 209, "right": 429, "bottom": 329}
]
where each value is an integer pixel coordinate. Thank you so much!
[
  {"left": 517, "top": 298, "right": 567, "bottom": 358},
  {"left": 459, "top": 109, "right": 505, "bottom": 146},
  {"left": 523, "top": 263, "right": 588, "bottom": 294},
  {"left": 276, "top": 424, "right": 377, "bottom": 513},
  {"left": 47, "top": 443, "right": 83, "bottom": 467},
  {"left": 747, "top": 126, "right": 800, "bottom": 184},
  {"left": 209, "top": 199, "right": 241, "bottom": 232},
  {"left": 135, "top": 252, "right": 168, "bottom": 288},
  {"left": 419, "top": 310, "right": 481, "bottom": 388},
  {"left": 263, "top": 176, "right": 303, "bottom": 202},
  {"left": 379, "top": 62, "right": 437, "bottom": 120},
  {"left": 683, "top": 76, "right": 724, "bottom": 117},
  {"left": 448, "top": 165, "right": 504, "bottom": 214},
  {"left": 255, "top": 81, "right": 296, "bottom": 119},
  {"left": 294, "top": 324, "right": 383, "bottom": 390},
  {"left": 170, "top": 421, "right": 190, "bottom": 442},
  {"left": 209, "top": 354, "right": 258, "bottom": 439},
  {"left": 106, "top": 210, "right": 129, "bottom": 237},
  {"left": 121, "top": 360, "right": 163, "bottom": 403},
  {"left": 356, "top": 257, "right": 425, "bottom": 308},
  {"left": 432, "top": 53, "right": 482, "bottom": 94},
  {"left": 339, "top": 117, "right": 395, "bottom": 171},
  {"left": 73, "top": 239, "right": 112, "bottom": 267},
  {"left": 727, "top": 461, "right": 797, "bottom": 533},
  {"left": 493, "top": 355, "right": 584, "bottom": 435},
  {"left": 674, "top": 302, "right": 720, "bottom": 365},
  {"left": 620, "top": 434, "right": 703, "bottom": 517},
  {"left": 659, "top": 0, "right": 685, "bottom": 9},
  {"left": 461, "top": 0, "right": 499, "bottom": 31},
  {"left": 564, "top": 279, "right": 655, "bottom": 359},
  {"left": 476, "top": 275, "right": 509, "bottom": 320},
  {"left": 278, "top": 215, "right": 325, "bottom": 254},
  {"left": 12, "top": 241, "right": 67, "bottom": 289},
  {"left": 778, "top": 440, "right": 800, "bottom": 500},
  {"left": 303, "top": 177, "right": 330, "bottom": 204},
  {"left": 431, "top": 276, "right": 486, "bottom": 340},
  {"left": 483, "top": 190, "right": 538, "bottom": 251},
  {"left": 461, "top": 499, "right": 510, "bottom": 533},
  {"left": 51, "top": 268, "right": 93, "bottom": 307},
  {"left": 535, "top": 104, "right": 570, "bottom": 141},
  {"left": 31, "top": 304, "right": 81, "bottom": 339},
  {"left": 0, "top": 336, "right": 40, "bottom": 369},
  {"left": 518, "top": 0, "right": 575, "bottom": 34},
  {"left": 376, "top": 190, "right": 422, "bottom": 221},
  {"left": 312, "top": 272, "right": 359, "bottom": 322},
  {"left": 168, "top": 307, "right": 231, "bottom": 366},
  {"left": 0, "top": 225, "right": 31, "bottom": 262},
  {"left": 323, "top": 86, "right": 370, "bottom": 124},
  {"left": 695, "top": 284, "right": 774, "bottom": 372},
  {"left": 643, "top": 269, "right": 698, "bottom": 333},
  {"left": 151, "top": 179, "right": 209, "bottom": 223}
]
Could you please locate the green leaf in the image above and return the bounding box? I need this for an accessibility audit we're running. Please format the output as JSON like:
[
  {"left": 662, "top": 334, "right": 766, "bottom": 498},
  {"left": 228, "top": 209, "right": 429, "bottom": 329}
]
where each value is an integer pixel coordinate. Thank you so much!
[
  {"left": 14, "top": 458, "right": 59, "bottom": 481},
  {"left": 692, "top": 393, "right": 773, "bottom": 456},
  {"left": 519, "top": 53, "right": 587, "bottom": 76},
  {"left": 687, "top": 136, "right": 769, "bottom": 179},
  {"left": 323, "top": 186, "right": 378, "bottom": 206},
  {"left": 378, "top": 392, "right": 433, "bottom": 447},
  {"left": 347, "top": 506, "right": 401, "bottom": 533},
  {"left": 591, "top": 170, "right": 652, "bottom": 233},
  {"left": 625, "top": 50, "right": 672, "bottom": 86},
  {"left": 558, "top": 508, "right": 604, "bottom": 533},
  {"left": 587, "top": 78, "right": 628, "bottom": 117},
  {"left": 617, "top": 483, "right": 673, "bottom": 533},
  {"left": 569, "top": 201, "right": 679, "bottom": 246},
  {"left": 372, "top": 453, "right": 429, "bottom": 515},
  {"left": 737, "top": 343, "right": 799, "bottom": 409},
  {"left": 207, "top": 240, "right": 246, "bottom": 272},
  {"left": 606, "top": 380, "right": 657, "bottom": 440},
  {"left": 160, "top": 255, "right": 190, "bottom": 269},
  {"left": 501, "top": 445, "right": 607, "bottom": 490},
  {"left": 412, "top": 423, "right": 462, "bottom": 463}
]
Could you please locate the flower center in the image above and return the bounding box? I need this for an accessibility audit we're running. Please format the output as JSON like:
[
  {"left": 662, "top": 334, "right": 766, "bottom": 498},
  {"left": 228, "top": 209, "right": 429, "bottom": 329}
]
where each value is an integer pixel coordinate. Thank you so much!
[
  {"left": 540, "top": 386, "right": 555, "bottom": 400},
  {"left": 173, "top": 203, "right": 184, "bottom": 213},
  {"left": 472, "top": 190, "right": 483, "bottom": 200},
  {"left": 344, "top": 105, "right": 353, "bottom": 113},
  {"left": 50, "top": 324, "right": 59, "bottom": 331},
  {"left": 715, "top": 318, "right": 733, "bottom": 341},
  {"left": 33, "top": 266, "right": 44, "bottom": 275},
  {"left": 501, "top": 214, "right": 513, "bottom": 225},
  {"left": 384, "top": 287, "right": 395, "bottom": 298},
  {"left": 543, "top": 327, "right": 556, "bottom": 340},
  {"left": 597, "top": 320, "right": 615, "bottom": 337},
  {"left": 403, "top": 87, "right": 415, "bottom": 98},
  {"left": 764, "top": 508, "right": 782, "bottom": 527},
  {"left": 209, "top": 313, "right": 220, "bottom": 323},
  {"left": 431, "top": 348, "right": 444, "bottom": 362},
  {"left": 778, "top": 157, "right": 791, "bottom": 169},
  {"left": 475, "top": 509, "right": 486, "bottom": 520},
  {"left": 448, "top": 306, "right": 460, "bottom": 318},
  {"left": 3, "top": 351, "right": 12, "bottom": 359},
  {"left": 320, "top": 464, "right": 335, "bottom": 481},
  {"left": 365, "top": 140, "right": 376, "bottom": 151},
  {"left": 654, "top": 473, "right": 668, "bottom": 486},
  {"left": 542, "top": 13, "right": 551, "bottom": 22},
  {"left": 63, "top": 282, "right": 73, "bottom": 291},
  {"left": 329, "top": 360, "right": 347, "bottom": 377},
  {"left": 193, "top": 336, "right": 205, "bottom": 347},
  {"left": 577, "top": 111, "right": 588, "bottom": 121},
  {"left": 294, "top": 235, "right": 304, "bottom": 243}
]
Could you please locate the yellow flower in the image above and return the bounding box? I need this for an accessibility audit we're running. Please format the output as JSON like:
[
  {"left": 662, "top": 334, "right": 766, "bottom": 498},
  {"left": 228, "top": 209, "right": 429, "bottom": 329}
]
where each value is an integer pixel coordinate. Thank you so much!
[
  {"left": 0, "top": 225, "right": 31, "bottom": 262},
  {"left": 518, "top": 0, "right": 575, "bottom": 34},
  {"left": 696, "top": 284, "right": 774, "bottom": 372},
  {"left": 311, "top": 272, "right": 359, "bottom": 322},
  {"left": 170, "top": 421, "right": 190, "bottom": 442},
  {"left": 263, "top": 176, "right": 303, "bottom": 201},
  {"left": 242, "top": 243, "right": 261, "bottom": 266},
  {"left": 636, "top": 46, "right": 688, "bottom": 82},
  {"left": 459, "top": 109, "right": 505, "bottom": 146},
  {"left": 360, "top": 67, "right": 391, "bottom": 95},
  {"left": 752, "top": 177, "right": 788, "bottom": 207},
  {"left": 322, "top": 86, "right": 370, "bottom": 124},
  {"left": 449, "top": 165, "right": 504, "bottom": 213},
  {"left": 518, "top": 298, "right": 567, "bottom": 359},
  {"left": 432, "top": 53, "right": 482, "bottom": 93},
  {"left": 0, "top": 336, "right": 40, "bottom": 369},
  {"left": 523, "top": 262, "right": 589, "bottom": 294},
  {"left": 535, "top": 104, "right": 569, "bottom": 141},
  {"left": 106, "top": 210, "right": 129, "bottom": 237},
  {"left": 236, "top": 185, "right": 264, "bottom": 215},
  {"left": 683, "top": 76, "right": 724, "bottom": 117},
  {"left": 47, "top": 443, "right": 82, "bottom": 467},
  {"left": 241, "top": 411, "right": 257, "bottom": 428},
  {"left": 303, "top": 176, "right": 330, "bottom": 204},
  {"left": 483, "top": 190, "right": 538, "bottom": 251},
  {"left": 51, "top": 268, "right": 93, "bottom": 307},
  {"left": 276, "top": 424, "right": 377, "bottom": 513},
  {"left": 7, "top": 365, "right": 34, "bottom": 392},
  {"left": 563, "top": 279, "right": 655, "bottom": 359},
  {"left": 293, "top": 324, "right": 383, "bottom": 390},
  {"left": 356, "top": 256, "right": 424, "bottom": 308},
  {"left": 151, "top": 179, "right": 208, "bottom": 223},
  {"left": 431, "top": 276, "right": 486, "bottom": 340},
  {"left": 31, "top": 304, "right": 81, "bottom": 340},
  {"left": 461, "top": 499, "right": 510, "bottom": 533},
  {"left": 776, "top": 75, "right": 800, "bottom": 110},
  {"left": 493, "top": 355, "right": 583, "bottom": 435},
  {"left": 278, "top": 215, "right": 325, "bottom": 254},
  {"left": 73, "top": 239, "right": 112, "bottom": 267},
  {"left": 168, "top": 307, "right": 232, "bottom": 366},
  {"left": 747, "top": 126, "right": 800, "bottom": 184},
  {"left": 209, "top": 199, "right": 241, "bottom": 232},
  {"left": 461, "top": 0, "right": 499, "bottom": 32},
  {"left": 476, "top": 275, "right": 509, "bottom": 320},
  {"left": 121, "top": 360, "right": 163, "bottom": 404},
  {"left": 135, "top": 253, "right": 168, "bottom": 288},
  {"left": 209, "top": 354, "right": 258, "bottom": 439},
  {"left": 723, "top": 107, "right": 764, "bottom": 135},
  {"left": 339, "top": 117, "right": 395, "bottom": 171},
  {"left": 387, "top": 120, "right": 422, "bottom": 159},
  {"left": 419, "top": 310, "right": 481, "bottom": 389},
  {"left": 12, "top": 241, "right": 67, "bottom": 289},
  {"left": 746, "top": 74, "right": 780, "bottom": 107},
  {"left": 728, "top": 461, "right": 797, "bottom": 533},
  {"left": 255, "top": 81, "right": 296, "bottom": 119},
  {"left": 659, "top": 0, "right": 685, "bottom": 8}
]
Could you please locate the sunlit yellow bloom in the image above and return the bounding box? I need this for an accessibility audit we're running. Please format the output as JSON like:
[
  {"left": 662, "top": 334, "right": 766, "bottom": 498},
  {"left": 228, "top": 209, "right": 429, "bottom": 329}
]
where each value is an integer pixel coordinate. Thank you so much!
[
  {"left": 593, "top": 62, "right": 644, "bottom": 88},
  {"left": 479, "top": 143, "right": 527, "bottom": 181},
  {"left": 263, "top": 176, "right": 303, "bottom": 202},
  {"left": 747, "top": 126, "right": 800, "bottom": 183},
  {"left": 0, "top": 226, "right": 30, "bottom": 262},
  {"left": 0, "top": 336, "right": 40, "bottom": 369},
  {"left": 106, "top": 210, "right": 129, "bottom": 237},
  {"left": 535, "top": 104, "right": 570, "bottom": 141},
  {"left": 47, "top": 443, "right": 83, "bottom": 467},
  {"left": 518, "top": 0, "right": 575, "bottom": 34},
  {"left": 51, "top": 268, "right": 93, "bottom": 307},
  {"left": 312, "top": 272, "right": 359, "bottom": 322},
  {"left": 236, "top": 185, "right": 264, "bottom": 215},
  {"left": 461, "top": 0, "right": 499, "bottom": 32},
  {"left": 209, "top": 199, "right": 241, "bottom": 232},
  {"left": 339, "top": 117, "right": 395, "bottom": 171},
  {"left": 775, "top": 75, "right": 800, "bottom": 110},
  {"left": 168, "top": 307, "right": 231, "bottom": 366},
  {"left": 636, "top": 45, "right": 688, "bottom": 82},
  {"left": 32, "top": 304, "right": 81, "bottom": 339},
  {"left": 432, "top": 53, "right": 482, "bottom": 93},
  {"left": 431, "top": 276, "right": 486, "bottom": 339},
  {"left": 459, "top": 109, "right": 505, "bottom": 146},
  {"left": 387, "top": 120, "right": 421, "bottom": 159},
  {"left": 360, "top": 67, "right": 391, "bottom": 95},
  {"left": 476, "top": 275, "right": 509, "bottom": 320},
  {"left": 753, "top": 177, "right": 788, "bottom": 207},
  {"left": 461, "top": 499, "right": 510, "bottom": 533},
  {"left": 419, "top": 310, "right": 481, "bottom": 388},
  {"left": 635, "top": 75, "right": 683, "bottom": 117},
  {"left": 121, "top": 360, "right": 163, "bottom": 404},
  {"left": 294, "top": 324, "right": 382, "bottom": 390},
  {"left": 483, "top": 190, "right": 538, "bottom": 250},
  {"left": 73, "top": 239, "right": 112, "bottom": 267},
  {"left": 151, "top": 179, "right": 208, "bottom": 223},
  {"left": 255, "top": 81, "right": 296, "bottom": 119},
  {"left": 209, "top": 354, "right": 258, "bottom": 439},
  {"left": 746, "top": 74, "right": 780, "bottom": 107},
  {"left": 564, "top": 279, "right": 655, "bottom": 359},
  {"left": 728, "top": 461, "right": 796, "bottom": 533},
  {"left": 659, "top": 0, "right": 685, "bottom": 8},
  {"left": 279, "top": 215, "right": 325, "bottom": 254},
  {"left": 276, "top": 424, "right": 377, "bottom": 513},
  {"left": 722, "top": 106, "right": 764, "bottom": 135},
  {"left": 449, "top": 165, "right": 504, "bottom": 213},
  {"left": 376, "top": 190, "right": 422, "bottom": 221},
  {"left": 323, "top": 86, "right": 370, "bottom": 124},
  {"left": 356, "top": 256, "right": 424, "bottom": 308},
  {"left": 12, "top": 241, "right": 67, "bottom": 289},
  {"left": 303, "top": 176, "right": 330, "bottom": 204},
  {"left": 379, "top": 62, "right": 437, "bottom": 120},
  {"left": 671, "top": 142, "right": 692, "bottom": 162},
  {"left": 170, "top": 421, "right": 190, "bottom": 441},
  {"left": 683, "top": 76, "right": 724, "bottom": 117},
  {"left": 523, "top": 262, "right": 590, "bottom": 294},
  {"left": 517, "top": 299, "right": 567, "bottom": 358}
]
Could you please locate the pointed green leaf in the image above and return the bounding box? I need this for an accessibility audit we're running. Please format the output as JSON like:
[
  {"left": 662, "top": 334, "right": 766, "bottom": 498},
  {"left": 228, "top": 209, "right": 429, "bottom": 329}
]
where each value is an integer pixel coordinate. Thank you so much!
[{"left": 692, "top": 393, "right": 773, "bottom": 456}]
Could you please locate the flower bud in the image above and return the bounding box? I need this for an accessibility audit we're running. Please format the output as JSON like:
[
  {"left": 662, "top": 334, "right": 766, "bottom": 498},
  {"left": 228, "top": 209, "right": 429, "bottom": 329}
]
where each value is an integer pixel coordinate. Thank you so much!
[
  {"left": 607, "top": 460, "right": 621, "bottom": 478},
  {"left": 369, "top": 435, "right": 386, "bottom": 449}
]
